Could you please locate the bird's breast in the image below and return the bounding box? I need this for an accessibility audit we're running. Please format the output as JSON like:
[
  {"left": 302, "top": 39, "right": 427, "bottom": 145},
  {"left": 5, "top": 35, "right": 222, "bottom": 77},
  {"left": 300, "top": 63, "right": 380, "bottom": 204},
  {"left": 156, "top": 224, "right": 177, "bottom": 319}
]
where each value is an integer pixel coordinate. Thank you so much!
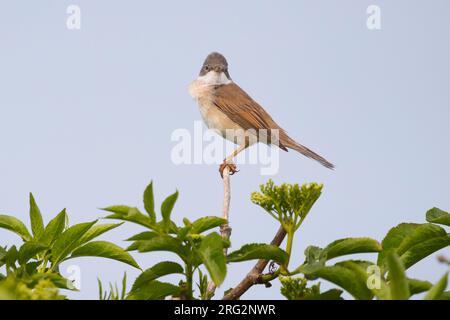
[{"left": 188, "top": 79, "right": 245, "bottom": 143}]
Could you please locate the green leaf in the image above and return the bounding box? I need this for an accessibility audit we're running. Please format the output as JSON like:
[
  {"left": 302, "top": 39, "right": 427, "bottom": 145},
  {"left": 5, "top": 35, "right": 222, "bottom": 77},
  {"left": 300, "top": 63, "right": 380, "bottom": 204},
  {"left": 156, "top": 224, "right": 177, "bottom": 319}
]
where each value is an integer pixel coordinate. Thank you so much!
[
  {"left": 126, "top": 241, "right": 145, "bottom": 251},
  {"left": 126, "top": 231, "right": 158, "bottom": 241},
  {"left": 378, "top": 223, "right": 418, "bottom": 265},
  {"left": 132, "top": 235, "right": 188, "bottom": 260},
  {"left": 177, "top": 226, "right": 191, "bottom": 240},
  {"left": 98, "top": 278, "right": 104, "bottom": 299},
  {"left": 424, "top": 273, "right": 448, "bottom": 300},
  {"left": 303, "top": 245, "right": 326, "bottom": 268},
  {"left": 39, "top": 209, "right": 67, "bottom": 246},
  {"left": 0, "top": 246, "right": 7, "bottom": 265},
  {"left": 160, "top": 191, "right": 178, "bottom": 230},
  {"left": 131, "top": 261, "right": 183, "bottom": 291},
  {"left": 29, "top": 193, "right": 44, "bottom": 239},
  {"left": 338, "top": 260, "right": 390, "bottom": 300},
  {"left": 301, "top": 262, "right": 373, "bottom": 300},
  {"left": 76, "top": 223, "right": 123, "bottom": 246},
  {"left": 322, "top": 237, "right": 382, "bottom": 261},
  {"left": 51, "top": 220, "right": 97, "bottom": 265},
  {"left": 386, "top": 251, "right": 410, "bottom": 300},
  {"left": 103, "top": 206, "right": 154, "bottom": 228},
  {"left": 24, "top": 261, "right": 40, "bottom": 274},
  {"left": 156, "top": 220, "right": 179, "bottom": 234},
  {"left": 127, "top": 280, "right": 180, "bottom": 300},
  {"left": 121, "top": 272, "right": 127, "bottom": 300},
  {"left": 18, "top": 241, "right": 48, "bottom": 264},
  {"left": 400, "top": 234, "right": 450, "bottom": 269},
  {"left": 426, "top": 207, "right": 450, "bottom": 226},
  {"left": 309, "top": 289, "right": 344, "bottom": 300},
  {"left": 408, "top": 278, "right": 432, "bottom": 295},
  {"left": 143, "top": 182, "right": 156, "bottom": 222},
  {"left": 0, "top": 215, "right": 32, "bottom": 241},
  {"left": 396, "top": 224, "right": 445, "bottom": 255},
  {"left": 196, "top": 233, "right": 227, "bottom": 286},
  {"left": 228, "top": 243, "right": 289, "bottom": 265},
  {"left": 3, "top": 246, "right": 19, "bottom": 268},
  {"left": 440, "top": 291, "right": 450, "bottom": 300},
  {"left": 68, "top": 241, "right": 140, "bottom": 269},
  {"left": 190, "top": 216, "right": 227, "bottom": 234},
  {"left": 378, "top": 223, "right": 447, "bottom": 269}
]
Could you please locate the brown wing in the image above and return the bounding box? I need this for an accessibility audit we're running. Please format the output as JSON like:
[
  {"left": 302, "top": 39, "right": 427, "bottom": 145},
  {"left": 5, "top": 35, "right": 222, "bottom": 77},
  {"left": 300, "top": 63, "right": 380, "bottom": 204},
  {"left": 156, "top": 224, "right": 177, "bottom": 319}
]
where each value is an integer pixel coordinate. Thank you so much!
[
  {"left": 212, "top": 83, "right": 335, "bottom": 169},
  {"left": 212, "top": 83, "right": 288, "bottom": 150}
]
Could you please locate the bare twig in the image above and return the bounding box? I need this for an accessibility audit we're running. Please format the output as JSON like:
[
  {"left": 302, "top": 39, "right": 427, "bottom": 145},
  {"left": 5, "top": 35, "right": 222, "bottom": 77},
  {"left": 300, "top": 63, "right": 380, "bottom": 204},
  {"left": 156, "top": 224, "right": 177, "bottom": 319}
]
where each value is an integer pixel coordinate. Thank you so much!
[
  {"left": 219, "top": 166, "right": 232, "bottom": 240},
  {"left": 222, "top": 225, "right": 287, "bottom": 300},
  {"left": 206, "top": 166, "right": 232, "bottom": 297}
]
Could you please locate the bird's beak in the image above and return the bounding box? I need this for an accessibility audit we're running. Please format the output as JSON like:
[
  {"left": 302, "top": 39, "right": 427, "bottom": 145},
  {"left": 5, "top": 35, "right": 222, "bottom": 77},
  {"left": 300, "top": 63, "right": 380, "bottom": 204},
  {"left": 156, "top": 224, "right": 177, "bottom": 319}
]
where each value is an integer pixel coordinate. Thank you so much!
[{"left": 213, "top": 66, "right": 222, "bottom": 73}]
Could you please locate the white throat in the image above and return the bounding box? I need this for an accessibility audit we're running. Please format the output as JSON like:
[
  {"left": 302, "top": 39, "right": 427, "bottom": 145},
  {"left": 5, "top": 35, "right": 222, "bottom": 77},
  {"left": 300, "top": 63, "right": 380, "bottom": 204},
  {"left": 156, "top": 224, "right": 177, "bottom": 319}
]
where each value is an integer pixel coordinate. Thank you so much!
[
  {"left": 197, "top": 71, "right": 231, "bottom": 85},
  {"left": 188, "top": 71, "right": 232, "bottom": 100}
]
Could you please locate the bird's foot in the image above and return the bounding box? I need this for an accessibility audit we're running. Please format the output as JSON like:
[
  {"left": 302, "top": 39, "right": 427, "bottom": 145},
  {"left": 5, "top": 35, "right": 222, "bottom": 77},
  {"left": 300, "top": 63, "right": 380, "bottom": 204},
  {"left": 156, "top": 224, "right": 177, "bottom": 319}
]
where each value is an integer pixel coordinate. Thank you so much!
[{"left": 219, "top": 160, "right": 239, "bottom": 178}]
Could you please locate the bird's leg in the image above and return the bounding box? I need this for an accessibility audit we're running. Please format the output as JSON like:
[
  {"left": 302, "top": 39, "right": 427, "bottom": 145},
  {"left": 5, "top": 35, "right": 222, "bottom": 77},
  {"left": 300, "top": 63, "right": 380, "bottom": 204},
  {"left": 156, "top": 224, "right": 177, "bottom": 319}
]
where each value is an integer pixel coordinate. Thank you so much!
[
  {"left": 219, "top": 161, "right": 238, "bottom": 179},
  {"left": 219, "top": 143, "right": 248, "bottom": 178}
]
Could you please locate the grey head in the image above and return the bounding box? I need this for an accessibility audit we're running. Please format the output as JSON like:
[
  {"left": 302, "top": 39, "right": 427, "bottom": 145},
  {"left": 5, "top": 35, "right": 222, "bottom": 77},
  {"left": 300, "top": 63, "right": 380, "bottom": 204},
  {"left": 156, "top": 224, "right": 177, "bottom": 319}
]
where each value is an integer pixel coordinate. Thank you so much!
[{"left": 199, "top": 52, "right": 231, "bottom": 79}]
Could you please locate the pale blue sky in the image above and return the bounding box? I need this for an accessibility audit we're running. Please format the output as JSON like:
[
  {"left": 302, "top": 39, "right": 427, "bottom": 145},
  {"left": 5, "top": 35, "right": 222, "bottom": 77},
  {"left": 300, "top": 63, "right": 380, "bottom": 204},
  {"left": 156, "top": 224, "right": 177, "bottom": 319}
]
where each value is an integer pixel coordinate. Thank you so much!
[{"left": 0, "top": 1, "right": 449, "bottom": 299}]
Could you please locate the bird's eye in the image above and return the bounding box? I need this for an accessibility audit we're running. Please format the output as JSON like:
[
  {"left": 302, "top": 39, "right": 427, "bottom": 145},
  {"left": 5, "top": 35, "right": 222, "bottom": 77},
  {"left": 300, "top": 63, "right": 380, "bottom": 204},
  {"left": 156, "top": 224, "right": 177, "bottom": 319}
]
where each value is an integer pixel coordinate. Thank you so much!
[{"left": 204, "top": 65, "right": 210, "bottom": 71}]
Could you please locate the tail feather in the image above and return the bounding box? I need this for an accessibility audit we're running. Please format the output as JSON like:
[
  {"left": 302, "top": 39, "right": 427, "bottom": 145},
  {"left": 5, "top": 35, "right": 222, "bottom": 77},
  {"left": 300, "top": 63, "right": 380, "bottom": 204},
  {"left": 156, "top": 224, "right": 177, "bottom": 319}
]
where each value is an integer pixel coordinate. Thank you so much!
[{"left": 284, "top": 139, "right": 334, "bottom": 169}]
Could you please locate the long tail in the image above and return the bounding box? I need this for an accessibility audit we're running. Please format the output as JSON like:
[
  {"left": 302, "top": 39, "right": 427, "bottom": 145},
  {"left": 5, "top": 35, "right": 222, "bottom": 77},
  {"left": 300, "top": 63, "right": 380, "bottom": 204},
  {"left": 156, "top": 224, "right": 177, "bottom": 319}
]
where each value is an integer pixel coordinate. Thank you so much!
[{"left": 283, "top": 138, "right": 334, "bottom": 169}]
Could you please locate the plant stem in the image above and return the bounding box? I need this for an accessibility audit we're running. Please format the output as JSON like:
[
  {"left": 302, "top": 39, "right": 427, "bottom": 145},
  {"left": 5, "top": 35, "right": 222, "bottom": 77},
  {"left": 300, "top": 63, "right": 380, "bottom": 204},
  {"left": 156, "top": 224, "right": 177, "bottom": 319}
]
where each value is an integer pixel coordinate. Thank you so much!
[
  {"left": 185, "top": 263, "right": 194, "bottom": 300},
  {"left": 39, "top": 257, "right": 49, "bottom": 273},
  {"left": 259, "top": 269, "right": 281, "bottom": 283},
  {"left": 206, "top": 165, "right": 232, "bottom": 298},
  {"left": 284, "top": 225, "right": 295, "bottom": 269}
]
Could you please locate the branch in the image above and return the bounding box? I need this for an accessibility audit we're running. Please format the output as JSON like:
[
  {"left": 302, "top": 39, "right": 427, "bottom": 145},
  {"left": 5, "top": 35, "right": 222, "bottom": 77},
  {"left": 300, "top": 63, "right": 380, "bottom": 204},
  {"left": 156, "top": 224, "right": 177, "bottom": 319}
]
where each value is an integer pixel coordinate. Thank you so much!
[
  {"left": 222, "top": 225, "right": 287, "bottom": 300},
  {"left": 206, "top": 166, "right": 232, "bottom": 297}
]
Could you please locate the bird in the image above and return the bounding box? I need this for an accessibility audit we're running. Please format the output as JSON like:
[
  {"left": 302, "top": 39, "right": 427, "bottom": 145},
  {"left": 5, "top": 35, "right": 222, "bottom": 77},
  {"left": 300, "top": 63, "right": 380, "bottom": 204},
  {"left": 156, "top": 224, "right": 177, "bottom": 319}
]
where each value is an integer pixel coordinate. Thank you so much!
[{"left": 188, "top": 52, "right": 334, "bottom": 177}]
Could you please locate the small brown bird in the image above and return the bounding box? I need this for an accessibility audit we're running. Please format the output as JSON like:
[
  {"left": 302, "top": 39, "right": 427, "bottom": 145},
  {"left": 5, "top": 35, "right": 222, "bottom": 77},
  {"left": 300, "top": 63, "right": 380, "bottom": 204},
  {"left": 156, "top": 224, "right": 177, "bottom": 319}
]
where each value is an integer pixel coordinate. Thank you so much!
[{"left": 189, "top": 52, "right": 334, "bottom": 177}]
